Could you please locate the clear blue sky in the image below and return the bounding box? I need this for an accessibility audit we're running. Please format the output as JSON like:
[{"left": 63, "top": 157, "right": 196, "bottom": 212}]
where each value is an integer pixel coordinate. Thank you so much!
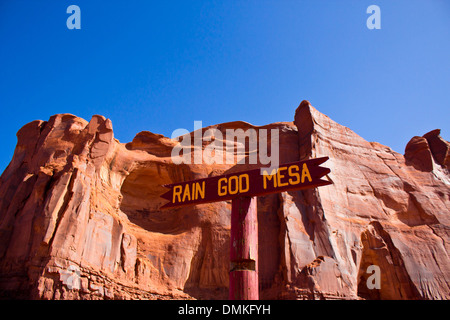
[{"left": 1, "top": 0, "right": 449, "bottom": 173}]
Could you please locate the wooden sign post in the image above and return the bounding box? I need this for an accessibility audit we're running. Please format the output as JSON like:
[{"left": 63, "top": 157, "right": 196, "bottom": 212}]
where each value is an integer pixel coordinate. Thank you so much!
[
  {"left": 160, "top": 157, "right": 332, "bottom": 300},
  {"left": 229, "top": 196, "right": 258, "bottom": 300}
]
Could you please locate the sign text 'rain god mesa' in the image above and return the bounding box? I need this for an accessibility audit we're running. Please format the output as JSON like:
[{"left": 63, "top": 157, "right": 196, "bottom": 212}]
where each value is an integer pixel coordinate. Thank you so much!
[
  {"left": 160, "top": 157, "right": 332, "bottom": 209},
  {"left": 160, "top": 156, "right": 332, "bottom": 300}
]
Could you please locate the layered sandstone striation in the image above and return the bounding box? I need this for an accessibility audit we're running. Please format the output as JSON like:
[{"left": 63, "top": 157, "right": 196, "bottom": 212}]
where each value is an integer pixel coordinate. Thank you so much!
[{"left": 0, "top": 101, "right": 448, "bottom": 300}]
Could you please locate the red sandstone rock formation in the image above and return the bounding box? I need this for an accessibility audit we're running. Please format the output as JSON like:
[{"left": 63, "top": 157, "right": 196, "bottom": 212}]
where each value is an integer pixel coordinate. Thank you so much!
[{"left": 0, "top": 102, "right": 448, "bottom": 300}]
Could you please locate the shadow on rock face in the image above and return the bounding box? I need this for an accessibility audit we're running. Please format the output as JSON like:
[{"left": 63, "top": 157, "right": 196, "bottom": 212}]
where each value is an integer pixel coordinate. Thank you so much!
[{"left": 120, "top": 163, "right": 200, "bottom": 235}]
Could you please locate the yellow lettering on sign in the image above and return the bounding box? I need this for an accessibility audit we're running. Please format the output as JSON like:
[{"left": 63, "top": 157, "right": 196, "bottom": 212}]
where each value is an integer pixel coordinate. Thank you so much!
[
  {"left": 217, "top": 174, "right": 251, "bottom": 196},
  {"left": 263, "top": 169, "right": 277, "bottom": 189},
  {"left": 239, "top": 174, "right": 249, "bottom": 193},
  {"left": 173, "top": 185, "right": 182, "bottom": 203},
  {"left": 172, "top": 161, "right": 316, "bottom": 204},
  {"left": 288, "top": 165, "right": 300, "bottom": 185},
  {"left": 182, "top": 184, "right": 191, "bottom": 202},
  {"left": 277, "top": 166, "right": 288, "bottom": 187},
  {"left": 195, "top": 181, "right": 205, "bottom": 200},
  {"left": 228, "top": 176, "right": 239, "bottom": 195},
  {"left": 218, "top": 177, "right": 227, "bottom": 196},
  {"left": 301, "top": 163, "right": 312, "bottom": 183}
]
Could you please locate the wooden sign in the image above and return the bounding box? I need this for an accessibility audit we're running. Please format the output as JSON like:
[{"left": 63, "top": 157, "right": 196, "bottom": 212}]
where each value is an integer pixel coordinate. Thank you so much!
[
  {"left": 160, "top": 156, "right": 332, "bottom": 300},
  {"left": 160, "top": 157, "right": 331, "bottom": 209}
]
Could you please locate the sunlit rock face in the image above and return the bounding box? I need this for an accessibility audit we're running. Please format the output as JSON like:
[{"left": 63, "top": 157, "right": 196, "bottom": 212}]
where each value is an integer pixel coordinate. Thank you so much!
[{"left": 0, "top": 102, "right": 448, "bottom": 300}]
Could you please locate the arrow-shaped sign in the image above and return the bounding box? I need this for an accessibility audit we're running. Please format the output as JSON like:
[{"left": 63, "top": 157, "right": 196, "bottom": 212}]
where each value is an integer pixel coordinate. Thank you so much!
[{"left": 160, "top": 157, "right": 332, "bottom": 209}]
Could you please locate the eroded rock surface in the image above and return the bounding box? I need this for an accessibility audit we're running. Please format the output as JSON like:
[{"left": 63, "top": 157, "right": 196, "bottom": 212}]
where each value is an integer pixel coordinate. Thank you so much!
[{"left": 0, "top": 102, "right": 448, "bottom": 300}]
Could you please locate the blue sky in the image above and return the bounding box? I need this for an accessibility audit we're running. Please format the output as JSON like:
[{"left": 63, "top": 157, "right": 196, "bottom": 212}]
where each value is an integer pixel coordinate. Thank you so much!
[{"left": 0, "top": 0, "right": 449, "bottom": 173}]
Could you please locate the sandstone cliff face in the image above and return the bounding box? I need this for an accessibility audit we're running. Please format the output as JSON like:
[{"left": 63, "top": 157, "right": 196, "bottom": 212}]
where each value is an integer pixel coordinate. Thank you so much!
[{"left": 0, "top": 102, "right": 448, "bottom": 300}]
